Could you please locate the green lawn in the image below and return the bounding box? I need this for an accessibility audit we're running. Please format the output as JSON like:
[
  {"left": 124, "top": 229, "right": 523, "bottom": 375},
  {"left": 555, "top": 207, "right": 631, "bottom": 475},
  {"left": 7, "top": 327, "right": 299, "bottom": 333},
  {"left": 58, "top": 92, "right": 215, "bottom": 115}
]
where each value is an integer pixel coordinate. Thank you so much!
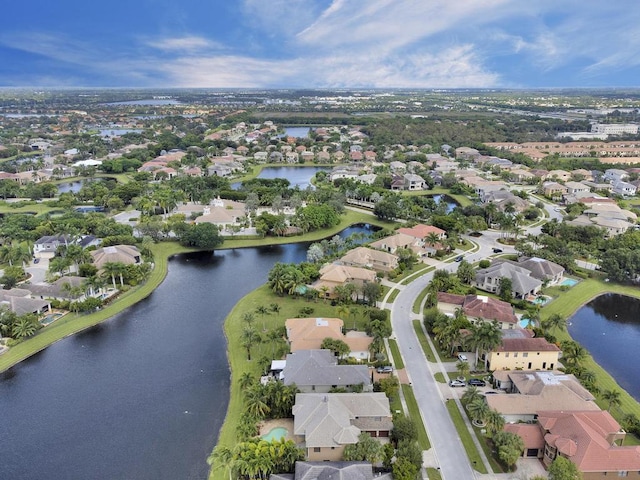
[
  {"left": 413, "top": 320, "right": 436, "bottom": 362},
  {"left": 541, "top": 278, "right": 640, "bottom": 419},
  {"left": 433, "top": 372, "right": 446, "bottom": 384},
  {"left": 472, "top": 425, "right": 505, "bottom": 473},
  {"left": 386, "top": 288, "right": 400, "bottom": 304},
  {"left": 426, "top": 467, "right": 443, "bottom": 480},
  {"left": 445, "top": 400, "right": 488, "bottom": 474},
  {"left": 388, "top": 338, "right": 405, "bottom": 369},
  {"left": 412, "top": 287, "right": 430, "bottom": 314},
  {"left": 401, "top": 384, "right": 431, "bottom": 450},
  {"left": 400, "top": 265, "right": 434, "bottom": 286}
]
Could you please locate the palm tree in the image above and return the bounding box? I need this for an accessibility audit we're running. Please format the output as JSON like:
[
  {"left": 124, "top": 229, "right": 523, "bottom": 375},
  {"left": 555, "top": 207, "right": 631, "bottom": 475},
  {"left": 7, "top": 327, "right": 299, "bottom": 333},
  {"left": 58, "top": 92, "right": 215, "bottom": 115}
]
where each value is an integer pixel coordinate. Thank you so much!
[
  {"left": 560, "top": 340, "right": 587, "bottom": 368},
  {"left": 270, "top": 302, "right": 281, "bottom": 313},
  {"left": 102, "top": 262, "right": 124, "bottom": 289},
  {"left": 241, "top": 325, "right": 260, "bottom": 361},
  {"left": 461, "top": 386, "right": 482, "bottom": 406},
  {"left": 12, "top": 316, "right": 38, "bottom": 339},
  {"left": 466, "top": 321, "right": 502, "bottom": 370},
  {"left": 255, "top": 305, "right": 270, "bottom": 331},
  {"left": 244, "top": 385, "right": 270, "bottom": 418},
  {"left": 456, "top": 360, "right": 470, "bottom": 380},
  {"left": 238, "top": 372, "right": 256, "bottom": 390},
  {"left": 207, "top": 445, "right": 234, "bottom": 480},
  {"left": 467, "top": 398, "right": 490, "bottom": 424},
  {"left": 602, "top": 389, "right": 622, "bottom": 412},
  {"left": 484, "top": 409, "right": 505, "bottom": 437},
  {"left": 542, "top": 313, "right": 567, "bottom": 333}
]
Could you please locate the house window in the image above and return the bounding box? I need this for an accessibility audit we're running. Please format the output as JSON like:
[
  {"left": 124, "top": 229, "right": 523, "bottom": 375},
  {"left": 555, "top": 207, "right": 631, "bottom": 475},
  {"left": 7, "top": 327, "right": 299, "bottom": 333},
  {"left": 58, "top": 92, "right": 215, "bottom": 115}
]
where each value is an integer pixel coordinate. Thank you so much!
[
  {"left": 523, "top": 353, "right": 528, "bottom": 358},
  {"left": 617, "top": 472, "right": 628, "bottom": 477},
  {"left": 504, "top": 353, "right": 509, "bottom": 357},
  {"left": 314, "top": 447, "right": 321, "bottom": 453},
  {"left": 513, "top": 353, "right": 518, "bottom": 358}
]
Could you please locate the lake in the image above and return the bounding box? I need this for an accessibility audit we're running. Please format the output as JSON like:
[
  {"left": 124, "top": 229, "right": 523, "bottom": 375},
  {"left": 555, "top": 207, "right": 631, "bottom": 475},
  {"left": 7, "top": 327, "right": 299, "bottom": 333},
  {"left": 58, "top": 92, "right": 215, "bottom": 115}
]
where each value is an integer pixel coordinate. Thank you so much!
[
  {"left": 257, "top": 166, "right": 329, "bottom": 189},
  {"left": 568, "top": 293, "right": 640, "bottom": 402},
  {"left": 0, "top": 225, "right": 373, "bottom": 480},
  {"left": 104, "top": 99, "right": 182, "bottom": 106},
  {"left": 432, "top": 194, "right": 457, "bottom": 214},
  {"left": 57, "top": 179, "right": 104, "bottom": 194},
  {"left": 284, "top": 127, "right": 311, "bottom": 138}
]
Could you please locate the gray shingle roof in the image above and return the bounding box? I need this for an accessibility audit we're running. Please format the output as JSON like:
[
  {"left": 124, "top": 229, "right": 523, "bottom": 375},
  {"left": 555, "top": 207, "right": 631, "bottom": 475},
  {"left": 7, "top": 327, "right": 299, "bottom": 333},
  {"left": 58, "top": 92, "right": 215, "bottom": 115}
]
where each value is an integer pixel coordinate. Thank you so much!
[{"left": 283, "top": 350, "right": 370, "bottom": 388}]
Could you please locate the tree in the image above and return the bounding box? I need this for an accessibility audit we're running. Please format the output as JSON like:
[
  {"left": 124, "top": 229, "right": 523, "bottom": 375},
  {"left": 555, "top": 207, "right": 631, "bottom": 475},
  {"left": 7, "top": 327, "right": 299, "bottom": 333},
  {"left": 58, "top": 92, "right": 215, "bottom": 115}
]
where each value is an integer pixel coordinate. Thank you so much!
[
  {"left": 179, "top": 222, "right": 223, "bottom": 250},
  {"left": 255, "top": 305, "right": 270, "bottom": 331},
  {"left": 548, "top": 455, "right": 582, "bottom": 480},
  {"left": 362, "top": 281, "right": 382, "bottom": 307},
  {"left": 542, "top": 313, "right": 567, "bottom": 333},
  {"left": 602, "top": 389, "right": 622, "bottom": 412},
  {"left": 498, "top": 277, "right": 513, "bottom": 301},
  {"left": 241, "top": 325, "right": 260, "bottom": 361},
  {"left": 392, "top": 456, "right": 419, "bottom": 480},
  {"left": 320, "top": 337, "right": 350, "bottom": 358},
  {"left": 342, "top": 432, "right": 382, "bottom": 464},
  {"left": 244, "top": 384, "right": 270, "bottom": 419},
  {"left": 467, "top": 398, "right": 490, "bottom": 424},
  {"left": 466, "top": 321, "right": 502, "bottom": 370},
  {"left": 207, "top": 445, "right": 235, "bottom": 480},
  {"left": 456, "top": 359, "right": 470, "bottom": 379},
  {"left": 392, "top": 415, "right": 418, "bottom": 443},
  {"left": 560, "top": 340, "right": 587, "bottom": 368},
  {"left": 492, "top": 430, "right": 524, "bottom": 471},
  {"left": 456, "top": 259, "right": 475, "bottom": 284},
  {"left": 11, "top": 314, "right": 39, "bottom": 339},
  {"left": 461, "top": 386, "right": 482, "bottom": 406},
  {"left": 484, "top": 409, "right": 505, "bottom": 437}
]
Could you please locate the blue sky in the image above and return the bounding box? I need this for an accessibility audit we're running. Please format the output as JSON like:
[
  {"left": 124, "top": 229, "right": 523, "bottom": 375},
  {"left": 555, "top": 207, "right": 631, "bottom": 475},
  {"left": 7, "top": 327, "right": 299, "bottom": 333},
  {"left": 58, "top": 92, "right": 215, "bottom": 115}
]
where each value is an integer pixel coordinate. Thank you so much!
[{"left": 2, "top": 0, "right": 640, "bottom": 89}]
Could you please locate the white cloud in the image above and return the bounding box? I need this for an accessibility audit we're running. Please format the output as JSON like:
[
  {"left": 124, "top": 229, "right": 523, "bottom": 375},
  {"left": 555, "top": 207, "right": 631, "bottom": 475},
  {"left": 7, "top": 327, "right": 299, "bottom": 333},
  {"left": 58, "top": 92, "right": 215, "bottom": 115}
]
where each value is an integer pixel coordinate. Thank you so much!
[{"left": 146, "top": 36, "right": 223, "bottom": 53}]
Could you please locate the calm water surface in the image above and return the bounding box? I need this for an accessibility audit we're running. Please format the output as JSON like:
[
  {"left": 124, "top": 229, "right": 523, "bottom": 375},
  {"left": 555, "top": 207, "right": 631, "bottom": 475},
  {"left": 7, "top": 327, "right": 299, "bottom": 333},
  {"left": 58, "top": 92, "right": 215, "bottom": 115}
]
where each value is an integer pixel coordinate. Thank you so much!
[
  {"left": 257, "top": 166, "right": 329, "bottom": 189},
  {"left": 0, "top": 226, "right": 372, "bottom": 480},
  {"left": 568, "top": 293, "right": 640, "bottom": 402}
]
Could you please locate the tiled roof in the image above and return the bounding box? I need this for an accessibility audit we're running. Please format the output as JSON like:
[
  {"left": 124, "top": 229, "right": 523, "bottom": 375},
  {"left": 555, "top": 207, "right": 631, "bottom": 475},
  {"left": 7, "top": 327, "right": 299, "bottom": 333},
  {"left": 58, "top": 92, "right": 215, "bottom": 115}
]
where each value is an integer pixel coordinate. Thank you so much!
[{"left": 495, "top": 337, "right": 560, "bottom": 352}]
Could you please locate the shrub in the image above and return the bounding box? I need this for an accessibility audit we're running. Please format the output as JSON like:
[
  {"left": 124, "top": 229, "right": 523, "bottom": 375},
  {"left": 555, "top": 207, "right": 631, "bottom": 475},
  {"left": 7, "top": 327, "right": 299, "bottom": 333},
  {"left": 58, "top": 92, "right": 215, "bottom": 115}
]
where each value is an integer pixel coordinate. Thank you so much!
[{"left": 478, "top": 260, "right": 491, "bottom": 268}]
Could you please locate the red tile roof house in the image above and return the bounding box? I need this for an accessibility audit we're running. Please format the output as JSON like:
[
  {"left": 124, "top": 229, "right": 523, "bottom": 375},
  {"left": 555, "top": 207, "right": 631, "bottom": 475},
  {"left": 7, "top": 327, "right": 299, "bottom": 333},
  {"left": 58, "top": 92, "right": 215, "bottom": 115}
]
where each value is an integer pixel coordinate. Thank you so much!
[
  {"left": 436, "top": 293, "right": 518, "bottom": 329},
  {"left": 507, "top": 410, "right": 640, "bottom": 479}
]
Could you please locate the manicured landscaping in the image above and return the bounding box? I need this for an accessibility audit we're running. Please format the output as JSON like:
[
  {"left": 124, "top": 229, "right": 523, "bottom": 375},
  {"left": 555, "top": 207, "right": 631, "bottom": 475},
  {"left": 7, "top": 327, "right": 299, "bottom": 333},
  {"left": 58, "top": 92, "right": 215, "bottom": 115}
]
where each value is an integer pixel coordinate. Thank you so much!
[
  {"left": 433, "top": 372, "right": 446, "bottom": 383},
  {"left": 386, "top": 288, "right": 400, "bottom": 304},
  {"left": 388, "top": 338, "right": 405, "bottom": 369},
  {"left": 445, "top": 400, "right": 488, "bottom": 474},
  {"left": 401, "top": 384, "right": 431, "bottom": 450},
  {"left": 413, "top": 320, "right": 436, "bottom": 362},
  {"left": 412, "top": 287, "right": 430, "bottom": 314},
  {"left": 541, "top": 278, "right": 640, "bottom": 419},
  {"left": 426, "top": 467, "right": 443, "bottom": 480}
]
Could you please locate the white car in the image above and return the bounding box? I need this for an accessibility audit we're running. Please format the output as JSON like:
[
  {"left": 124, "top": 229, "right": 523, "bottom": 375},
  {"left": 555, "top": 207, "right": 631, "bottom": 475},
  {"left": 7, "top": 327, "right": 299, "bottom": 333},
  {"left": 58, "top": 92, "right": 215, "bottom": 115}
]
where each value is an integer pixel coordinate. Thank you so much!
[{"left": 458, "top": 354, "right": 468, "bottom": 362}]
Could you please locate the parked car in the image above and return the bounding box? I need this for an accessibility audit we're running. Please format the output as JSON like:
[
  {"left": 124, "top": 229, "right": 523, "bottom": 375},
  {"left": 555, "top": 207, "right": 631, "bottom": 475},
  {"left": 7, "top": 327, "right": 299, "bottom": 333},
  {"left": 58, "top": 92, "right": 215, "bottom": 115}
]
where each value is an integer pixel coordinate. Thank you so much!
[
  {"left": 376, "top": 366, "right": 393, "bottom": 374},
  {"left": 468, "top": 378, "right": 486, "bottom": 387},
  {"left": 33, "top": 258, "right": 40, "bottom": 264},
  {"left": 449, "top": 379, "right": 466, "bottom": 387},
  {"left": 492, "top": 247, "right": 503, "bottom": 253},
  {"left": 454, "top": 255, "right": 463, "bottom": 262},
  {"left": 457, "top": 354, "right": 468, "bottom": 362}
]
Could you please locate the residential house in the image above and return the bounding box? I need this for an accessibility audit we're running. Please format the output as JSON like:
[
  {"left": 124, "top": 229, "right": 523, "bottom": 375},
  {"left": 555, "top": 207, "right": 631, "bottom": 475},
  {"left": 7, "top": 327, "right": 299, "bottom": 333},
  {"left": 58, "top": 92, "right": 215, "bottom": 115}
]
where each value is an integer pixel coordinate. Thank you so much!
[
  {"left": 547, "top": 170, "right": 572, "bottom": 182},
  {"left": 473, "top": 261, "right": 542, "bottom": 299},
  {"left": 193, "top": 197, "right": 247, "bottom": 230},
  {"left": 604, "top": 168, "right": 629, "bottom": 183},
  {"left": 270, "top": 461, "right": 392, "bottom": 480},
  {"left": 510, "top": 410, "right": 640, "bottom": 479},
  {"left": 436, "top": 293, "right": 518, "bottom": 329},
  {"left": 564, "top": 181, "right": 590, "bottom": 195},
  {"left": 613, "top": 181, "right": 637, "bottom": 197},
  {"left": 0, "top": 288, "right": 50, "bottom": 315},
  {"left": 339, "top": 247, "right": 398, "bottom": 273},
  {"left": 34, "top": 234, "right": 71, "bottom": 258},
  {"left": 398, "top": 224, "right": 446, "bottom": 241},
  {"left": 517, "top": 257, "right": 565, "bottom": 285},
  {"left": 488, "top": 370, "right": 598, "bottom": 423},
  {"left": 28, "top": 276, "right": 91, "bottom": 302},
  {"left": 542, "top": 181, "right": 568, "bottom": 200},
  {"left": 285, "top": 317, "right": 374, "bottom": 361},
  {"left": 292, "top": 392, "right": 392, "bottom": 461},
  {"left": 485, "top": 337, "right": 560, "bottom": 371},
  {"left": 282, "top": 350, "right": 372, "bottom": 393},
  {"left": 311, "top": 264, "right": 377, "bottom": 300},
  {"left": 403, "top": 173, "right": 426, "bottom": 191},
  {"left": 90, "top": 245, "right": 141, "bottom": 269},
  {"left": 369, "top": 233, "right": 416, "bottom": 254}
]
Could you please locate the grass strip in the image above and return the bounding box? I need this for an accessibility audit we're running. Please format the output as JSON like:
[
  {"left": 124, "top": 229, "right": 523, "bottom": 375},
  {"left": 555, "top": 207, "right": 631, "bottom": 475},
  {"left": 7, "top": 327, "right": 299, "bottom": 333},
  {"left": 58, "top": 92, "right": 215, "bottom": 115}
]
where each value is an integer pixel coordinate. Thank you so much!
[
  {"left": 445, "top": 400, "right": 488, "bottom": 474},
  {"left": 401, "top": 384, "right": 431, "bottom": 450},
  {"left": 388, "top": 338, "right": 405, "bottom": 369},
  {"left": 426, "top": 467, "right": 443, "bottom": 480},
  {"left": 412, "top": 287, "right": 429, "bottom": 314},
  {"left": 433, "top": 372, "right": 446, "bottom": 384},
  {"left": 472, "top": 425, "right": 504, "bottom": 473},
  {"left": 386, "top": 288, "right": 400, "bottom": 304},
  {"left": 412, "top": 320, "right": 436, "bottom": 362}
]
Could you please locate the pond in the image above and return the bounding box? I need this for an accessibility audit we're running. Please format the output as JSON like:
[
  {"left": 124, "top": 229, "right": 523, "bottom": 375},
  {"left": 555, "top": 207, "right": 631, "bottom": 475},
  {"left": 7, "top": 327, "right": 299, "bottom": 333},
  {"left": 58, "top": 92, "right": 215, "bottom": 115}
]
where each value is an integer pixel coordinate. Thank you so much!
[
  {"left": 284, "top": 127, "right": 311, "bottom": 138},
  {"left": 568, "top": 293, "right": 640, "bottom": 402},
  {"left": 57, "top": 179, "right": 105, "bottom": 194},
  {"left": 0, "top": 225, "right": 374, "bottom": 480},
  {"left": 431, "top": 194, "right": 458, "bottom": 214},
  {"left": 233, "top": 166, "right": 329, "bottom": 190}
]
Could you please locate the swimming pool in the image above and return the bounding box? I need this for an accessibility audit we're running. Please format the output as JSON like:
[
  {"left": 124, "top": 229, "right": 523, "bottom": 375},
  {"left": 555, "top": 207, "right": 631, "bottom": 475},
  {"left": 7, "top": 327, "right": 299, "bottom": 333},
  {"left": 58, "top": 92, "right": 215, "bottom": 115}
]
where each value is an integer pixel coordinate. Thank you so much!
[
  {"left": 560, "top": 278, "right": 578, "bottom": 287},
  {"left": 261, "top": 427, "right": 288, "bottom": 442},
  {"left": 40, "top": 313, "right": 64, "bottom": 326},
  {"left": 519, "top": 319, "right": 533, "bottom": 329},
  {"left": 530, "top": 295, "right": 551, "bottom": 306}
]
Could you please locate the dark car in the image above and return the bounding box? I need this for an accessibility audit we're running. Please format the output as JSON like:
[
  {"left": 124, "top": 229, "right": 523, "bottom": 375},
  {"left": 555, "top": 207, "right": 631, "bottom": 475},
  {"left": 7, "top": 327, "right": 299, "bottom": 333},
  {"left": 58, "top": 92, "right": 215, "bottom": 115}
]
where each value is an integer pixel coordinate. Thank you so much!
[
  {"left": 492, "top": 248, "right": 503, "bottom": 254},
  {"left": 454, "top": 255, "right": 463, "bottom": 262},
  {"left": 468, "top": 378, "right": 486, "bottom": 387}
]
